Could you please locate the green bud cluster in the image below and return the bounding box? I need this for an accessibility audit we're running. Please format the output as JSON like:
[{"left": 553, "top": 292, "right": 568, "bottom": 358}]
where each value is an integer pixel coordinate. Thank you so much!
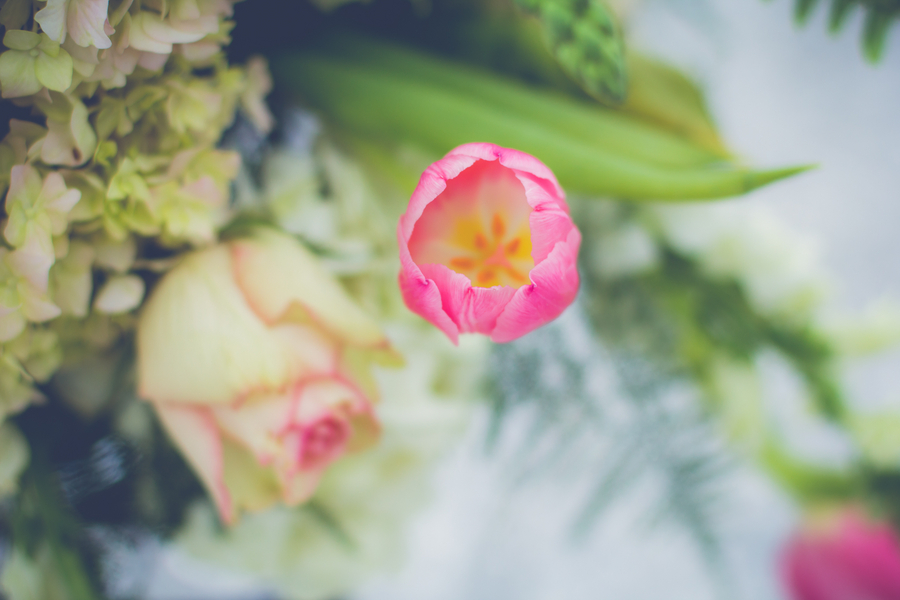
[{"left": 512, "top": 0, "right": 627, "bottom": 103}]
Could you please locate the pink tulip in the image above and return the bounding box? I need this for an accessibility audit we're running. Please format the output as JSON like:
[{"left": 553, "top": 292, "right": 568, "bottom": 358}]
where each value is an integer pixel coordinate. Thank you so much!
[
  {"left": 398, "top": 143, "right": 581, "bottom": 344},
  {"left": 137, "top": 228, "right": 398, "bottom": 524},
  {"left": 782, "top": 508, "right": 900, "bottom": 600}
]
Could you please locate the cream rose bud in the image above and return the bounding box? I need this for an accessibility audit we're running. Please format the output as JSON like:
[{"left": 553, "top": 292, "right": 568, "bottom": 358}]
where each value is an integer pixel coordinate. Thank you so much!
[{"left": 137, "top": 228, "right": 400, "bottom": 524}]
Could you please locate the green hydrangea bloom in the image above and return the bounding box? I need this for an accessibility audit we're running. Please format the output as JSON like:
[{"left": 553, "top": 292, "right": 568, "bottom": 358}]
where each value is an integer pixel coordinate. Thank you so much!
[
  {"left": 51, "top": 240, "right": 94, "bottom": 317},
  {"left": 34, "top": 92, "right": 97, "bottom": 166},
  {"left": 0, "top": 30, "right": 73, "bottom": 98},
  {"left": 5, "top": 165, "right": 81, "bottom": 293},
  {"left": 34, "top": 0, "right": 113, "bottom": 49}
]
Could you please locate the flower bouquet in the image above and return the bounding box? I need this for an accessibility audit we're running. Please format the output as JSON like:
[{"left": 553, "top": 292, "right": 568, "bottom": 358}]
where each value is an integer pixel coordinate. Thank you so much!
[{"left": 1, "top": 0, "right": 900, "bottom": 598}]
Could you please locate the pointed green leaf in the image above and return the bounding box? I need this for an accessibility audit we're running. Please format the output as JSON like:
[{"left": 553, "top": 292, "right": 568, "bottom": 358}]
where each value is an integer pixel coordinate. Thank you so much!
[
  {"left": 794, "top": 0, "right": 821, "bottom": 25},
  {"left": 862, "top": 10, "right": 895, "bottom": 63},
  {"left": 275, "top": 54, "right": 807, "bottom": 201},
  {"left": 828, "top": 0, "right": 857, "bottom": 33}
]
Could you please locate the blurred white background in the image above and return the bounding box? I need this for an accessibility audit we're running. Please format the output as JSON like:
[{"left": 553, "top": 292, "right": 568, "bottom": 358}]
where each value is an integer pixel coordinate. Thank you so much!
[{"left": 352, "top": 2, "right": 900, "bottom": 599}]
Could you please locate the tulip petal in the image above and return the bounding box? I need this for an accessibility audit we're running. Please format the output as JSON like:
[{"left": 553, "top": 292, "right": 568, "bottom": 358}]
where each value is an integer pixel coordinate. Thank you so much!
[
  {"left": 445, "top": 144, "right": 570, "bottom": 221},
  {"left": 406, "top": 159, "right": 534, "bottom": 289},
  {"left": 419, "top": 263, "right": 517, "bottom": 335},
  {"left": 491, "top": 227, "right": 581, "bottom": 343},
  {"left": 398, "top": 142, "right": 579, "bottom": 343},
  {"left": 529, "top": 203, "right": 576, "bottom": 265},
  {"left": 153, "top": 402, "right": 233, "bottom": 523},
  {"left": 784, "top": 510, "right": 900, "bottom": 600},
  {"left": 398, "top": 253, "right": 459, "bottom": 344},
  {"left": 448, "top": 142, "right": 566, "bottom": 206},
  {"left": 398, "top": 154, "right": 478, "bottom": 242}
]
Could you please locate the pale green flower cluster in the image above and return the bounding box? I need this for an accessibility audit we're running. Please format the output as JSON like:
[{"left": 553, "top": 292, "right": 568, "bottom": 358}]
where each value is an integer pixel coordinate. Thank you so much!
[{"left": 0, "top": 0, "right": 272, "bottom": 489}]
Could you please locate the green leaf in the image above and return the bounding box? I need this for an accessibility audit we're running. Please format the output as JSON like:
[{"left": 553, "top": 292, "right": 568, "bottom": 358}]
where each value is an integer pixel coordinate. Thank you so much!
[
  {"left": 828, "top": 0, "right": 857, "bottom": 32},
  {"left": 794, "top": 0, "right": 822, "bottom": 24},
  {"left": 304, "top": 500, "right": 357, "bottom": 551},
  {"left": 863, "top": 9, "right": 895, "bottom": 62},
  {"left": 275, "top": 51, "right": 807, "bottom": 201}
]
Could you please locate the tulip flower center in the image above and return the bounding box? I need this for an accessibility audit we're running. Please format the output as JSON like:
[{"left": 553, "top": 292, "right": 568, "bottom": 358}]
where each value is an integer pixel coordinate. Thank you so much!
[{"left": 408, "top": 160, "right": 534, "bottom": 288}]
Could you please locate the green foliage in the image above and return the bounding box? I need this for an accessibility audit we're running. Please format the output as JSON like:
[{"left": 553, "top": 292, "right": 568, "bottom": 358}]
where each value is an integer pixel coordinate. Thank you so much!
[
  {"left": 488, "top": 310, "right": 732, "bottom": 563},
  {"left": 275, "top": 37, "right": 807, "bottom": 201},
  {"left": 483, "top": 197, "right": 865, "bottom": 561},
  {"left": 511, "top": 0, "right": 627, "bottom": 104},
  {"left": 7, "top": 449, "right": 102, "bottom": 600},
  {"left": 788, "top": 0, "right": 900, "bottom": 61}
]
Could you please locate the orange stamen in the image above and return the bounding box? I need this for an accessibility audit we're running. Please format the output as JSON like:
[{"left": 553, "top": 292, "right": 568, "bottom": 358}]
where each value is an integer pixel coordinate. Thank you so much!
[
  {"left": 477, "top": 269, "right": 496, "bottom": 284},
  {"left": 439, "top": 212, "right": 532, "bottom": 288},
  {"left": 450, "top": 257, "right": 476, "bottom": 270},
  {"left": 491, "top": 214, "right": 506, "bottom": 239}
]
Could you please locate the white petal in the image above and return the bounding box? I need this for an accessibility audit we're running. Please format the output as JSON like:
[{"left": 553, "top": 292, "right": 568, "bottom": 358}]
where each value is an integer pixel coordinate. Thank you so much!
[
  {"left": 67, "top": 0, "right": 112, "bottom": 49},
  {"left": 93, "top": 274, "right": 144, "bottom": 313},
  {"left": 34, "top": 0, "right": 69, "bottom": 44}
]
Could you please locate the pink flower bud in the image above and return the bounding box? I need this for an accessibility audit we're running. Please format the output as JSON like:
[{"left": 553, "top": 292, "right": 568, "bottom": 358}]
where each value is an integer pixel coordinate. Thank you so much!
[
  {"left": 782, "top": 508, "right": 900, "bottom": 600},
  {"left": 398, "top": 143, "right": 581, "bottom": 344}
]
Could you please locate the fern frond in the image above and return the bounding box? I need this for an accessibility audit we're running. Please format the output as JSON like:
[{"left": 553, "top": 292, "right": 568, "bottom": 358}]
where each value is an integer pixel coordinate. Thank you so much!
[
  {"left": 488, "top": 309, "right": 732, "bottom": 564},
  {"left": 790, "top": 0, "right": 900, "bottom": 62}
]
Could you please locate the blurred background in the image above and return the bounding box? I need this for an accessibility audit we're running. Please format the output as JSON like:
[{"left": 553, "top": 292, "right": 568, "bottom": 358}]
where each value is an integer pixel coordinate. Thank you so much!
[
  {"left": 5, "top": 0, "right": 900, "bottom": 596},
  {"left": 140, "top": 1, "right": 900, "bottom": 598},
  {"left": 355, "top": 3, "right": 900, "bottom": 600}
]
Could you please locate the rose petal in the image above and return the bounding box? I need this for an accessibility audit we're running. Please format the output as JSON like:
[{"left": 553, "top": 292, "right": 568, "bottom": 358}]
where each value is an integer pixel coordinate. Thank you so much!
[
  {"left": 231, "top": 229, "right": 388, "bottom": 349},
  {"left": 153, "top": 402, "right": 233, "bottom": 523},
  {"left": 137, "top": 245, "right": 299, "bottom": 404}
]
